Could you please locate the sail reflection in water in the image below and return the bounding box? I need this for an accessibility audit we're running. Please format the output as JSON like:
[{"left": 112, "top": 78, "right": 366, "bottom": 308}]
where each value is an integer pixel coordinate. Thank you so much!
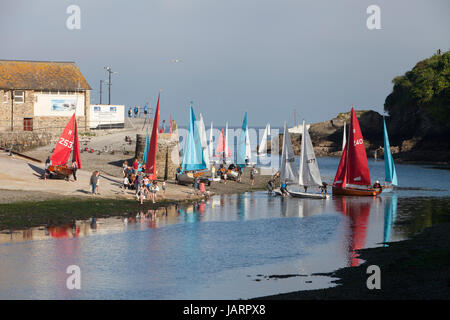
[
  {"left": 383, "top": 194, "right": 398, "bottom": 246},
  {"left": 333, "top": 197, "right": 374, "bottom": 267}
]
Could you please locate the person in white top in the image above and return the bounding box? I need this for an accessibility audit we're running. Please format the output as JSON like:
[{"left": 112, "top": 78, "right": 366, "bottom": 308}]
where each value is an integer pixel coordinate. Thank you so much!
[
  {"left": 150, "top": 181, "right": 159, "bottom": 203},
  {"left": 123, "top": 176, "right": 129, "bottom": 193}
]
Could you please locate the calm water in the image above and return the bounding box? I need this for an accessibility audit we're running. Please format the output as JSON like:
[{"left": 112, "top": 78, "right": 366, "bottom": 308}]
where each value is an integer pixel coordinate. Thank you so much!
[{"left": 0, "top": 157, "right": 449, "bottom": 299}]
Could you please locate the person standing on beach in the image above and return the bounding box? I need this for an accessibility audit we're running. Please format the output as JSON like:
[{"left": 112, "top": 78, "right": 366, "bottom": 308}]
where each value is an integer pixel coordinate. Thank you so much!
[
  {"left": 133, "top": 158, "right": 139, "bottom": 175},
  {"left": 95, "top": 171, "right": 101, "bottom": 194},
  {"left": 43, "top": 156, "right": 52, "bottom": 180},
  {"left": 134, "top": 105, "right": 139, "bottom": 118},
  {"left": 90, "top": 171, "right": 98, "bottom": 195},
  {"left": 250, "top": 166, "right": 257, "bottom": 186},
  {"left": 162, "top": 180, "right": 166, "bottom": 198},
  {"left": 71, "top": 160, "right": 78, "bottom": 181},
  {"left": 122, "top": 160, "right": 128, "bottom": 177},
  {"left": 151, "top": 181, "right": 159, "bottom": 203},
  {"left": 123, "top": 175, "right": 129, "bottom": 193}
]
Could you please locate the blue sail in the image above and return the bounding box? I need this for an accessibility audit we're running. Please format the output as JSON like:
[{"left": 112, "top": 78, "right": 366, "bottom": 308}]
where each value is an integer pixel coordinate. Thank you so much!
[
  {"left": 384, "top": 119, "right": 398, "bottom": 186},
  {"left": 142, "top": 132, "right": 150, "bottom": 165},
  {"left": 181, "top": 106, "right": 206, "bottom": 172},
  {"left": 237, "top": 112, "right": 247, "bottom": 168},
  {"left": 383, "top": 194, "right": 398, "bottom": 246}
]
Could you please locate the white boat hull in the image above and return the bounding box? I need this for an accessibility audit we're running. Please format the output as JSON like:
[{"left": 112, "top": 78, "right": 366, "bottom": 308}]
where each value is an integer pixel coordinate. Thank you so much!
[{"left": 288, "top": 190, "right": 329, "bottom": 199}]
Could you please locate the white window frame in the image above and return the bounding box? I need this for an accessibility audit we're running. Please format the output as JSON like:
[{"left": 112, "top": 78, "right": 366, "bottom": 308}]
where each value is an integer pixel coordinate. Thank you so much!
[
  {"left": 3, "top": 91, "right": 8, "bottom": 103},
  {"left": 14, "top": 90, "right": 25, "bottom": 104}
]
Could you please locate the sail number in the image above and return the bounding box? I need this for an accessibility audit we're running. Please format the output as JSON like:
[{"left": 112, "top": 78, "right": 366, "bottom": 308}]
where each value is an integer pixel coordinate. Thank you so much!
[
  {"left": 354, "top": 139, "right": 364, "bottom": 146},
  {"left": 59, "top": 138, "right": 73, "bottom": 149}
]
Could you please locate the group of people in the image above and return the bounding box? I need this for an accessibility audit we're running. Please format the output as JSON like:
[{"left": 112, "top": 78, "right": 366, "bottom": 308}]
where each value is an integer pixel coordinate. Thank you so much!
[{"left": 122, "top": 159, "right": 166, "bottom": 204}]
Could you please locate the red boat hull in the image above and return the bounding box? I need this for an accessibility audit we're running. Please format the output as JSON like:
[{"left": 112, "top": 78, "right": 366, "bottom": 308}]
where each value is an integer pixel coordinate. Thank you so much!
[{"left": 332, "top": 185, "right": 381, "bottom": 196}]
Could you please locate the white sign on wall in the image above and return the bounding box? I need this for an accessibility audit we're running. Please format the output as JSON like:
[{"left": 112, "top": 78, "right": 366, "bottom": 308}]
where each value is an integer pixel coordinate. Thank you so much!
[
  {"left": 34, "top": 93, "right": 85, "bottom": 116},
  {"left": 90, "top": 104, "right": 124, "bottom": 128}
]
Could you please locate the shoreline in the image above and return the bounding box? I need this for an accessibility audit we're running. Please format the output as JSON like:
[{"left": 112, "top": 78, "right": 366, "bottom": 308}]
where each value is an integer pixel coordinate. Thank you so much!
[{"left": 255, "top": 220, "right": 450, "bottom": 300}]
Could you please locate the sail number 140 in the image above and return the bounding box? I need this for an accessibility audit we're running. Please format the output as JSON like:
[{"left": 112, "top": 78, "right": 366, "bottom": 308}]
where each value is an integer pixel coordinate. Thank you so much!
[
  {"left": 59, "top": 137, "right": 73, "bottom": 149},
  {"left": 354, "top": 139, "right": 363, "bottom": 147}
]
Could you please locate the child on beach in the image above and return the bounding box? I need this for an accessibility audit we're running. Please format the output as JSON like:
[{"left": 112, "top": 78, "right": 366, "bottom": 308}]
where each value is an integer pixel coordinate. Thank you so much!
[
  {"left": 150, "top": 181, "right": 159, "bottom": 203},
  {"left": 199, "top": 181, "right": 206, "bottom": 196},
  {"left": 137, "top": 185, "right": 146, "bottom": 204},
  {"left": 123, "top": 176, "right": 129, "bottom": 193},
  {"left": 95, "top": 171, "right": 101, "bottom": 194},
  {"left": 250, "top": 166, "right": 257, "bottom": 186},
  {"left": 162, "top": 181, "right": 166, "bottom": 197}
]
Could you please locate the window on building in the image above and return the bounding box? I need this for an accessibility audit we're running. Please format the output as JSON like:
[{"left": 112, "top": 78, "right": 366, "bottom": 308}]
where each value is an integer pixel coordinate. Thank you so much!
[
  {"left": 3, "top": 91, "right": 9, "bottom": 103},
  {"left": 23, "top": 118, "right": 33, "bottom": 131},
  {"left": 14, "top": 91, "right": 25, "bottom": 103}
]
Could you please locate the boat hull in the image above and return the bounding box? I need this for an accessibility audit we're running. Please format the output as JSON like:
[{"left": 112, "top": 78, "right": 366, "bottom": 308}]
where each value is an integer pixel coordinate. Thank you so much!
[
  {"left": 177, "top": 170, "right": 211, "bottom": 186},
  {"left": 288, "top": 190, "right": 329, "bottom": 199},
  {"left": 48, "top": 165, "right": 73, "bottom": 177},
  {"left": 332, "top": 185, "right": 381, "bottom": 196}
]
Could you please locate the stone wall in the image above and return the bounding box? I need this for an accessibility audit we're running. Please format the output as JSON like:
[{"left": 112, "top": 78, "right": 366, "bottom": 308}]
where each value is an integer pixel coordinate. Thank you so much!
[
  {"left": 0, "top": 131, "right": 55, "bottom": 152},
  {"left": 0, "top": 89, "right": 90, "bottom": 133},
  {"left": 135, "top": 126, "right": 181, "bottom": 180}
]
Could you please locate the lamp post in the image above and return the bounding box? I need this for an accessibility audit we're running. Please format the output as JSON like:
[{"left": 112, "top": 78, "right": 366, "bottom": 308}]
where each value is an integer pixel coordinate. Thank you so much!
[
  {"left": 104, "top": 66, "right": 118, "bottom": 105},
  {"left": 99, "top": 80, "right": 103, "bottom": 104}
]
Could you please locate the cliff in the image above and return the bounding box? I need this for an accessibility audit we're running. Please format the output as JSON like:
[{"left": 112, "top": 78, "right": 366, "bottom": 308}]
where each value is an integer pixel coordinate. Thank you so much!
[{"left": 270, "top": 50, "right": 450, "bottom": 163}]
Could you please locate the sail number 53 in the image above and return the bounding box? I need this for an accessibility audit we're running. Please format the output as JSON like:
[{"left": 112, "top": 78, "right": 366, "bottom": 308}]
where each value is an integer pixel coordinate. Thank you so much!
[{"left": 59, "top": 138, "right": 73, "bottom": 149}]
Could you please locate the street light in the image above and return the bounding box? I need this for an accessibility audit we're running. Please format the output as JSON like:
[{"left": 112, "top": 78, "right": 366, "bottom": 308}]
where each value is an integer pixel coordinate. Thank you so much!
[{"left": 104, "top": 66, "right": 119, "bottom": 105}]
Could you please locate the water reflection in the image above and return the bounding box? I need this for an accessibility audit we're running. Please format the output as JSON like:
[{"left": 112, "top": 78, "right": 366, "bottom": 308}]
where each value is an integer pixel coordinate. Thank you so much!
[
  {"left": 333, "top": 197, "right": 375, "bottom": 267},
  {"left": 0, "top": 191, "right": 445, "bottom": 299},
  {"left": 383, "top": 194, "right": 398, "bottom": 246}
]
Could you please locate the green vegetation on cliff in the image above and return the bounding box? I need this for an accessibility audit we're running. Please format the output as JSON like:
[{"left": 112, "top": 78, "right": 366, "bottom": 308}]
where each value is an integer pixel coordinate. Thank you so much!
[{"left": 385, "top": 50, "right": 450, "bottom": 127}]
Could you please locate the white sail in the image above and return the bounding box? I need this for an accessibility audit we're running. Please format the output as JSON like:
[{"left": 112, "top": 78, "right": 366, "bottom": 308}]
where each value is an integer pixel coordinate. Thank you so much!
[
  {"left": 299, "top": 120, "right": 322, "bottom": 187},
  {"left": 209, "top": 121, "right": 214, "bottom": 160},
  {"left": 198, "top": 114, "right": 210, "bottom": 169},
  {"left": 258, "top": 123, "right": 270, "bottom": 154},
  {"left": 245, "top": 122, "right": 251, "bottom": 161},
  {"left": 280, "top": 122, "right": 299, "bottom": 184},
  {"left": 342, "top": 121, "right": 346, "bottom": 151},
  {"left": 225, "top": 121, "right": 230, "bottom": 159}
]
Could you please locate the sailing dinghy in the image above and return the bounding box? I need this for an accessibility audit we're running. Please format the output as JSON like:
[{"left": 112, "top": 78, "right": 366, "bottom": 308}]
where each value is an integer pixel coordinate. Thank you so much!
[
  {"left": 332, "top": 108, "right": 381, "bottom": 196},
  {"left": 274, "top": 122, "right": 299, "bottom": 196},
  {"left": 288, "top": 120, "right": 329, "bottom": 199},
  {"left": 177, "top": 106, "right": 211, "bottom": 186},
  {"left": 48, "top": 113, "right": 81, "bottom": 179}
]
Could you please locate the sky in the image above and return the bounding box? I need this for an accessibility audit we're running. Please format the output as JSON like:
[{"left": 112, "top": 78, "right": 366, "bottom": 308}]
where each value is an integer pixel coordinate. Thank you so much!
[{"left": 1, "top": 0, "right": 449, "bottom": 127}]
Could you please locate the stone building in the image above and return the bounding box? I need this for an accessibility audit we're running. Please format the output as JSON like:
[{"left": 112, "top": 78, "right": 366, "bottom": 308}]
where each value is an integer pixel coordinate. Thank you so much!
[{"left": 0, "top": 60, "right": 91, "bottom": 133}]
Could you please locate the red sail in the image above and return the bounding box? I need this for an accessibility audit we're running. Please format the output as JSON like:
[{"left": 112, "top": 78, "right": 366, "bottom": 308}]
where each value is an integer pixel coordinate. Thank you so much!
[
  {"left": 347, "top": 108, "right": 371, "bottom": 186},
  {"left": 72, "top": 119, "right": 81, "bottom": 169},
  {"left": 51, "top": 113, "right": 76, "bottom": 166},
  {"left": 145, "top": 94, "right": 160, "bottom": 180},
  {"left": 333, "top": 141, "right": 348, "bottom": 187},
  {"left": 215, "top": 128, "right": 225, "bottom": 156}
]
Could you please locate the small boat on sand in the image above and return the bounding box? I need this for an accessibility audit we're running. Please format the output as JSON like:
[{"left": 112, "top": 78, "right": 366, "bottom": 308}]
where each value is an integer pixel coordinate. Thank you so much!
[{"left": 48, "top": 113, "right": 80, "bottom": 179}]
